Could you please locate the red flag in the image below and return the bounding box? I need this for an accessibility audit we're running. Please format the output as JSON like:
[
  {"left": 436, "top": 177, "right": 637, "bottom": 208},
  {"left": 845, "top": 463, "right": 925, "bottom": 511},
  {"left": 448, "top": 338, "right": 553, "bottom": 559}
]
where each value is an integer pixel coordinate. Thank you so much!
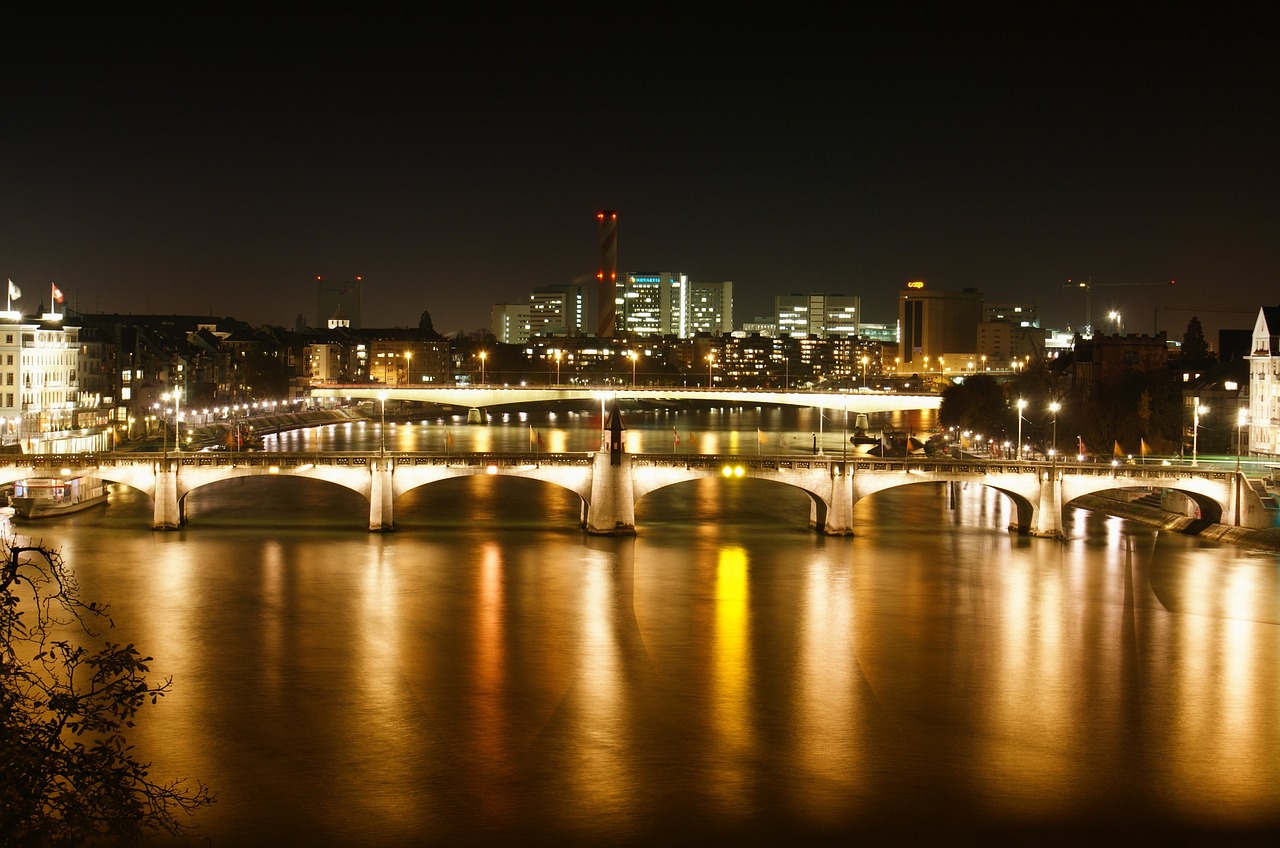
[
  {"left": 51, "top": 283, "right": 64, "bottom": 303},
  {"left": 1078, "top": 435, "right": 1086, "bottom": 456},
  {"left": 673, "top": 428, "right": 680, "bottom": 446}
]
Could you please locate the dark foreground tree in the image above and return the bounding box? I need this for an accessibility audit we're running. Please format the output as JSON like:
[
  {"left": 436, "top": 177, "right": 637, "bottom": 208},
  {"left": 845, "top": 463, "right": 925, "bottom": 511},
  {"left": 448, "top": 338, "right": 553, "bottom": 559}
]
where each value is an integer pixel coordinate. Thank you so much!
[
  {"left": 1, "top": 539, "right": 214, "bottom": 846},
  {"left": 1181, "top": 316, "right": 1211, "bottom": 360}
]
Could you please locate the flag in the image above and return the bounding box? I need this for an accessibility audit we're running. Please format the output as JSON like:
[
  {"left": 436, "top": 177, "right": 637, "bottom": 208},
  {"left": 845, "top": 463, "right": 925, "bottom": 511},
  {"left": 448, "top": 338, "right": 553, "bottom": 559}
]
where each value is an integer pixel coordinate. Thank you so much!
[
  {"left": 1113, "top": 440, "right": 1124, "bottom": 457},
  {"left": 672, "top": 428, "right": 680, "bottom": 446},
  {"left": 1078, "top": 435, "right": 1087, "bottom": 456},
  {"left": 757, "top": 428, "right": 767, "bottom": 445},
  {"left": 445, "top": 429, "right": 454, "bottom": 450},
  {"left": 7, "top": 279, "right": 19, "bottom": 300},
  {"left": 51, "top": 283, "right": 64, "bottom": 303},
  {"left": 1140, "top": 438, "right": 1150, "bottom": 457}
]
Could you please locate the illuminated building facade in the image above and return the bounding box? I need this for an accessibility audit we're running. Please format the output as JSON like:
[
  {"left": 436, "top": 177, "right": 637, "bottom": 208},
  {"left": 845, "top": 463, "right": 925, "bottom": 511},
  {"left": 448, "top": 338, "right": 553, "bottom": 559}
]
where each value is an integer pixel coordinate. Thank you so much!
[{"left": 774, "top": 294, "right": 861, "bottom": 339}]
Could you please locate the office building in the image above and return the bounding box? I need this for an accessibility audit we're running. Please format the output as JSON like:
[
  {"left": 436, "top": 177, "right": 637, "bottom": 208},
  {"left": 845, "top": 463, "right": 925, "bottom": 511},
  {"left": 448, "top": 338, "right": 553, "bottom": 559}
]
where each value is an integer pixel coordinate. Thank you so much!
[{"left": 897, "top": 283, "right": 983, "bottom": 368}]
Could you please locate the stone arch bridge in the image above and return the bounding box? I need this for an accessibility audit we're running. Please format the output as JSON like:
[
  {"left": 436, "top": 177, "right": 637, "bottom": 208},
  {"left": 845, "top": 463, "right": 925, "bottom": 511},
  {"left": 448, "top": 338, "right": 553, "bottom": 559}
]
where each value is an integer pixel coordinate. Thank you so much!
[{"left": 0, "top": 451, "right": 1263, "bottom": 538}]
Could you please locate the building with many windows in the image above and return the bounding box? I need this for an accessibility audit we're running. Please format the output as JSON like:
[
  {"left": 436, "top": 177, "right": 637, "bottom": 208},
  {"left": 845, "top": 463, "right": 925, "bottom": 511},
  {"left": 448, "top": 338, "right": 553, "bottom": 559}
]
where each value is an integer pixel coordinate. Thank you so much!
[
  {"left": 0, "top": 309, "right": 112, "bottom": 452},
  {"left": 1246, "top": 306, "right": 1280, "bottom": 455},
  {"left": 774, "top": 294, "right": 861, "bottom": 339}
]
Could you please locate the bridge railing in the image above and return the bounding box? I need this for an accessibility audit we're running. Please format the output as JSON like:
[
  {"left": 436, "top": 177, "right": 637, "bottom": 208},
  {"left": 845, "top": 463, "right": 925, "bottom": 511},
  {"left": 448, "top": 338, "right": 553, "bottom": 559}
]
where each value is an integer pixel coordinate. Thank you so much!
[{"left": 0, "top": 451, "right": 1237, "bottom": 481}]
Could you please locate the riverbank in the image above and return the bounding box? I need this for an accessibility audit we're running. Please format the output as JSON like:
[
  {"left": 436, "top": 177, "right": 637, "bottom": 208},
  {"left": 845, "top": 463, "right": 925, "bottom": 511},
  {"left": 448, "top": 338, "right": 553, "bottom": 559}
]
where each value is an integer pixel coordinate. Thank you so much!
[{"left": 1076, "top": 492, "right": 1280, "bottom": 554}]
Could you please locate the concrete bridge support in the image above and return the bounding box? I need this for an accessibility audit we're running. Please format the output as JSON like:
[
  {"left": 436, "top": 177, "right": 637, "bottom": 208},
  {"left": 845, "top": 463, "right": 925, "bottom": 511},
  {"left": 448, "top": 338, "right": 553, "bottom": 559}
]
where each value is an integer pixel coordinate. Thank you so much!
[
  {"left": 824, "top": 465, "right": 854, "bottom": 535},
  {"left": 584, "top": 450, "right": 636, "bottom": 535},
  {"left": 1031, "top": 467, "right": 1063, "bottom": 539},
  {"left": 153, "top": 463, "right": 183, "bottom": 530},
  {"left": 369, "top": 458, "right": 395, "bottom": 532}
]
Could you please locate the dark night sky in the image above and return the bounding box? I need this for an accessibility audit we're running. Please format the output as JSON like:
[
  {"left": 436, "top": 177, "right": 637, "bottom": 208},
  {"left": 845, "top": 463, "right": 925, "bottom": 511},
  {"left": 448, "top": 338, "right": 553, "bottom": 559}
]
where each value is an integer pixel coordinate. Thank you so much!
[{"left": 1, "top": 6, "right": 1277, "bottom": 341}]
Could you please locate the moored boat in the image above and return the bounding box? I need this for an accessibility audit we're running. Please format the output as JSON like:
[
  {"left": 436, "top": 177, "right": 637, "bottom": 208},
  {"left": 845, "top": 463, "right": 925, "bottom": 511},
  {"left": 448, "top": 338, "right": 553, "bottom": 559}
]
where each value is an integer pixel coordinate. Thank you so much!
[{"left": 7, "top": 476, "right": 108, "bottom": 520}]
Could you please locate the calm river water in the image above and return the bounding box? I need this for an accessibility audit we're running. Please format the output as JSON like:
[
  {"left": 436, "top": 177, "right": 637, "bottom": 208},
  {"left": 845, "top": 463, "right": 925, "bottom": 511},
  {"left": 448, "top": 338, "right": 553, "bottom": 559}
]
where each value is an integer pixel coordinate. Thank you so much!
[{"left": 25, "top": 405, "right": 1280, "bottom": 846}]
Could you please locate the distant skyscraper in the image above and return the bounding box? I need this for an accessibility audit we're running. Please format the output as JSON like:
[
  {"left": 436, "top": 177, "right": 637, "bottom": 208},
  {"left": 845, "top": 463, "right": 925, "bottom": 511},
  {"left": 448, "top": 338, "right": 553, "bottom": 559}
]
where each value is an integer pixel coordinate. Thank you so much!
[
  {"left": 315, "top": 276, "right": 363, "bottom": 330},
  {"left": 596, "top": 211, "right": 617, "bottom": 338}
]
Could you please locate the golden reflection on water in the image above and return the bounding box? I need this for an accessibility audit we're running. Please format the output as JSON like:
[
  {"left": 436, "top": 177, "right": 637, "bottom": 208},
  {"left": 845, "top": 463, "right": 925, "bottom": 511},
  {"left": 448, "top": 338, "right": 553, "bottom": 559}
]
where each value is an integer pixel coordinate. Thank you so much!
[
  {"left": 26, "top": 472, "right": 1280, "bottom": 844},
  {"left": 793, "top": 554, "right": 861, "bottom": 820},
  {"left": 710, "top": 546, "right": 752, "bottom": 813},
  {"left": 562, "top": 550, "right": 635, "bottom": 829}
]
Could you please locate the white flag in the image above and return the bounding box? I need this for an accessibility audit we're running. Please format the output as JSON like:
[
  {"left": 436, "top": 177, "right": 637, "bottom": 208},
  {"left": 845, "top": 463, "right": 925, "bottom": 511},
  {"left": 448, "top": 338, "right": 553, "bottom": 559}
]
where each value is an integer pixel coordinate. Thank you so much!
[{"left": 6, "top": 279, "right": 19, "bottom": 300}]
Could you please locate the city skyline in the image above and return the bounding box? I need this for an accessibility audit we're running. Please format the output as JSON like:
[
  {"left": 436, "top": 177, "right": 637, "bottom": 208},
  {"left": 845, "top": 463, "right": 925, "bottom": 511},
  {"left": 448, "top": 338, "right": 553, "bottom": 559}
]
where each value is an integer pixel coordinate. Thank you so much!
[{"left": 1, "top": 9, "right": 1275, "bottom": 343}]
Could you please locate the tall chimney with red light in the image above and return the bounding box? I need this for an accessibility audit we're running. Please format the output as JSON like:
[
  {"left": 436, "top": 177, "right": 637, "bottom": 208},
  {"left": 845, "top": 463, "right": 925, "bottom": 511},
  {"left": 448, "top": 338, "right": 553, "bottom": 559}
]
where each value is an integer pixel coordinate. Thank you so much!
[{"left": 596, "top": 210, "right": 617, "bottom": 337}]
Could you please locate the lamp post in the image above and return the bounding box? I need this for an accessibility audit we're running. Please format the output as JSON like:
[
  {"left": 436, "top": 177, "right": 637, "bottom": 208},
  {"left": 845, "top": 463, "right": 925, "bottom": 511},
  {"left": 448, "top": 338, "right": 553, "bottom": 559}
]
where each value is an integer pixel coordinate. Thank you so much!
[
  {"left": 404, "top": 351, "right": 413, "bottom": 385},
  {"left": 706, "top": 353, "right": 714, "bottom": 388},
  {"left": 378, "top": 390, "right": 387, "bottom": 456},
  {"left": 860, "top": 355, "right": 869, "bottom": 388},
  {"left": 173, "top": 390, "right": 182, "bottom": 453},
  {"left": 554, "top": 350, "right": 562, "bottom": 386},
  {"left": 628, "top": 350, "right": 638, "bottom": 386},
  {"left": 1048, "top": 401, "right": 1060, "bottom": 467},
  {"left": 1237, "top": 407, "right": 1249, "bottom": 473},
  {"left": 479, "top": 351, "right": 487, "bottom": 386},
  {"left": 1016, "top": 398, "right": 1027, "bottom": 460},
  {"left": 1233, "top": 409, "right": 1244, "bottom": 527},
  {"left": 1192, "top": 398, "right": 1206, "bottom": 466}
]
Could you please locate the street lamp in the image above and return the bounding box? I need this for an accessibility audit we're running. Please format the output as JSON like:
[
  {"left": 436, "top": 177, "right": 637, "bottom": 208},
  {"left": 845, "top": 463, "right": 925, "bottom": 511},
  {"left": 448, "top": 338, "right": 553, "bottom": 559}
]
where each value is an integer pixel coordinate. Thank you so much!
[
  {"left": 554, "top": 350, "right": 562, "bottom": 386},
  {"left": 1192, "top": 398, "right": 1207, "bottom": 466},
  {"left": 627, "top": 350, "right": 638, "bottom": 386},
  {"left": 378, "top": 390, "right": 387, "bottom": 456},
  {"left": 404, "top": 351, "right": 413, "bottom": 385},
  {"left": 478, "top": 351, "right": 487, "bottom": 386},
  {"left": 1237, "top": 407, "right": 1249, "bottom": 473},
  {"left": 860, "top": 355, "right": 869, "bottom": 388},
  {"left": 1016, "top": 398, "right": 1027, "bottom": 460},
  {"left": 706, "top": 353, "right": 714, "bottom": 387},
  {"left": 1048, "top": 401, "right": 1060, "bottom": 464},
  {"left": 1237, "top": 406, "right": 1249, "bottom": 525}
]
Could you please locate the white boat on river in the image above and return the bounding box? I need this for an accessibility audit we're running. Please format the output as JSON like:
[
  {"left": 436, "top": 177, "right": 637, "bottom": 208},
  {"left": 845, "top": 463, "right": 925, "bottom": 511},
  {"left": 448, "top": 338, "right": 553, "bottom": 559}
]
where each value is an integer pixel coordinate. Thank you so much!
[{"left": 7, "top": 476, "right": 108, "bottom": 520}]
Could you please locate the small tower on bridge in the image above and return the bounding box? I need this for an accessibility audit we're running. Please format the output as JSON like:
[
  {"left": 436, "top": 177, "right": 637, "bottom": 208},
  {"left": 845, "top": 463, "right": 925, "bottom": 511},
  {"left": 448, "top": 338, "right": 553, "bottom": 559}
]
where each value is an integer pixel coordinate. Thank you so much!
[{"left": 606, "top": 402, "right": 626, "bottom": 466}]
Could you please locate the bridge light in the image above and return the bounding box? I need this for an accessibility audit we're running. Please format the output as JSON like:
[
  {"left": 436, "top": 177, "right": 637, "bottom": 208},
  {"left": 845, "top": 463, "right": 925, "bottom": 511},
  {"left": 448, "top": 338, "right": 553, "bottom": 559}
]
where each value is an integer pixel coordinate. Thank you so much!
[
  {"left": 487, "top": 465, "right": 498, "bottom": 475},
  {"left": 59, "top": 467, "right": 71, "bottom": 476},
  {"left": 268, "top": 466, "right": 280, "bottom": 474},
  {"left": 734, "top": 465, "right": 744, "bottom": 477},
  {"left": 722, "top": 465, "right": 733, "bottom": 477}
]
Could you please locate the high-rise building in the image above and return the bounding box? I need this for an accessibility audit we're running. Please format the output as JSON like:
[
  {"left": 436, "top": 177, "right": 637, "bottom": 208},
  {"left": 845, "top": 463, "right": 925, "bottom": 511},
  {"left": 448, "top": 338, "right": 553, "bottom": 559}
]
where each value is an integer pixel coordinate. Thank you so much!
[
  {"left": 774, "top": 294, "right": 861, "bottom": 339},
  {"left": 530, "top": 283, "right": 591, "bottom": 337},
  {"left": 620, "top": 272, "right": 686, "bottom": 336},
  {"left": 491, "top": 303, "right": 531, "bottom": 344},
  {"left": 687, "top": 281, "right": 734, "bottom": 336},
  {"left": 897, "top": 282, "right": 983, "bottom": 368},
  {"left": 315, "top": 276, "right": 363, "bottom": 329}
]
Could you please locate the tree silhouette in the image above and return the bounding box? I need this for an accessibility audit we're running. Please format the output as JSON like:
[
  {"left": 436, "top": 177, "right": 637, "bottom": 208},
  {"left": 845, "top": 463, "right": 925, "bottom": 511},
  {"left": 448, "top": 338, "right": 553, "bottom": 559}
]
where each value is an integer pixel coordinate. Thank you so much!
[
  {"left": 1, "top": 539, "right": 214, "bottom": 844},
  {"left": 1182, "top": 316, "right": 1210, "bottom": 360}
]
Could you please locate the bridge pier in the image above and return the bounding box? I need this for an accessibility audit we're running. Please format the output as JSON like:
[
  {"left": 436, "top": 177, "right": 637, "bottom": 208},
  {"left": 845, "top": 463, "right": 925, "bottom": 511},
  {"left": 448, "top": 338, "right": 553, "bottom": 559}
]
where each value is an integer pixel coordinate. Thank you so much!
[
  {"left": 153, "top": 463, "right": 183, "bottom": 530},
  {"left": 369, "top": 458, "right": 395, "bottom": 532},
  {"left": 823, "top": 463, "right": 854, "bottom": 535},
  {"left": 584, "top": 450, "right": 636, "bottom": 535},
  {"left": 1031, "top": 467, "right": 1063, "bottom": 539}
]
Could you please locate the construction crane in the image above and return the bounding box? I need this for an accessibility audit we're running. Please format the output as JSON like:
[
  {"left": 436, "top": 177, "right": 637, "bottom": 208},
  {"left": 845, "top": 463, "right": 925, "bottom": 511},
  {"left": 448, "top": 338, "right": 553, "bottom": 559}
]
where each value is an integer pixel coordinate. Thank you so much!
[
  {"left": 1162, "top": 305, "right": 1255, "bottom": 316},
  {"left": 1064, "top": 277, "right": 1176, "bottom": 336}
]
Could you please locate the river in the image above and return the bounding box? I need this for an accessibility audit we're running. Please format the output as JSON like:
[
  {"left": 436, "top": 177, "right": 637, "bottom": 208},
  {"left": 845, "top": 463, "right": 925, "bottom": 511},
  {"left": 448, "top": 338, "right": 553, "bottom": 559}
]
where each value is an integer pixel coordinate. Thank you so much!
[{"left": 24, "top": 405, "right": 1280, "bottom": 845}]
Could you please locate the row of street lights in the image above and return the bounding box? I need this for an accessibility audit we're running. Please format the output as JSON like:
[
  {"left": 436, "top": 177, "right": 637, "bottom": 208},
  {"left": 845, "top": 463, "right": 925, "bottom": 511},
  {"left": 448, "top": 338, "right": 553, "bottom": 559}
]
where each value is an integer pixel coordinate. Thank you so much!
[{"left": 1012, "top": 395, "right": 1250, "bottom": 468}]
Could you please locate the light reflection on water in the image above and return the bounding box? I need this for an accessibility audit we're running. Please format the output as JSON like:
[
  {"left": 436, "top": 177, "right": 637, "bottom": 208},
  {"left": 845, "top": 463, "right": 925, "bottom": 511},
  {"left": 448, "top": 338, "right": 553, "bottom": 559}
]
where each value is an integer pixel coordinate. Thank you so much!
[{"left": 23, "top": 414, "right": 1280, "bottom": 846}]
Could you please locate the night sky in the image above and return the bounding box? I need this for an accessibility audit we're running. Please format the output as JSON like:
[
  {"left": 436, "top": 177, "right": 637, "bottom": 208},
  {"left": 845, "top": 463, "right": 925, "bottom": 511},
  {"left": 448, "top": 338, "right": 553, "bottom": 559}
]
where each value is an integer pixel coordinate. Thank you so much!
[{"left": 1, "top": 7, "right": 1277, "bottom": 341}]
